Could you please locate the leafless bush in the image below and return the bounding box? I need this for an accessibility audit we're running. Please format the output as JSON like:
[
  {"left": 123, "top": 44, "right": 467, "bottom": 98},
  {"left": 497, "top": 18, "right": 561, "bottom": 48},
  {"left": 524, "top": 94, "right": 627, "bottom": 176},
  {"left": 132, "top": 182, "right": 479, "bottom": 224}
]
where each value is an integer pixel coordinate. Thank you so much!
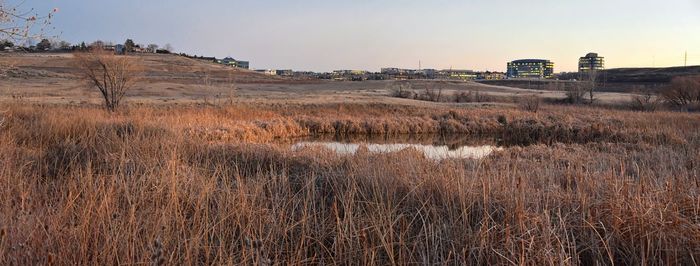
[
  {"left": 419, "top": 83, "right": 443, "bottom": 102},
  {"left": 565, "top": 82, "right": 587, "bottom": 104},
  {"left": 390, "top": 81, "right": 415, "bottom": 99},
  {"left": 660, "top": 76, "right": 700, "bottom": 111},
  {"left": 452, "top": 90, "right": 495, "bottom": 103},
  {"left": 73, "top": 49, "right": 143, "bottom": 111},
  {"left": 454, "top": 91, "right": 473, "bottom": 103},
  {"left": 519, "top": 94, "right": 541, "bottom": 113},
  {"left": 629, "top": 90, "right": 661, "bottom": 112}
]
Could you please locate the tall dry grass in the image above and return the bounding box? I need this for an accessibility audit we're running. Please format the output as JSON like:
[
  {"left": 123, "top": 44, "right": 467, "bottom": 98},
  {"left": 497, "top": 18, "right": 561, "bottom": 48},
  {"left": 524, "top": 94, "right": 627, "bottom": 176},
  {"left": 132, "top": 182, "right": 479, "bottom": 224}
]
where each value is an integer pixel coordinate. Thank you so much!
[{"left": 0, "top": 103, "right": 699, "bottom": 264}]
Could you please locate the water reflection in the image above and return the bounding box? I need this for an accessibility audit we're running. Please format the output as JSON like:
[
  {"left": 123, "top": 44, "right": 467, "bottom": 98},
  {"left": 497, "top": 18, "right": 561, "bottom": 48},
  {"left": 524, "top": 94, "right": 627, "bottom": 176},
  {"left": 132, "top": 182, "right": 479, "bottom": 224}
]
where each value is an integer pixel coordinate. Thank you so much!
[{"left": 292, "top": 140, "right": 502, "bottom": 160}]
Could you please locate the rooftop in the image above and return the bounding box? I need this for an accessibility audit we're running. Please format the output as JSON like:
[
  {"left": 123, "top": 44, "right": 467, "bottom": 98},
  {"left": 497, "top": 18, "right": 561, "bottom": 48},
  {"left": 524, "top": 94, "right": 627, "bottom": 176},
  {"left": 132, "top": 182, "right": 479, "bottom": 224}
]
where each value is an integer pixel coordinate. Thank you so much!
[{"left": 510, "top": 59, "right": 552, "bottom": 63}]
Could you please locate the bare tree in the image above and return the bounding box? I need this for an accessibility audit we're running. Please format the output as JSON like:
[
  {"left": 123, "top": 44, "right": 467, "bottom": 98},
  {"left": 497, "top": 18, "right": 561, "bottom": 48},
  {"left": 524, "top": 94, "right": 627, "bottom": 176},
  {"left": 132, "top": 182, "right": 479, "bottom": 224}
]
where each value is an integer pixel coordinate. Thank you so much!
[
  {"left": 565, "top": 81, "right": 586, "bottom": 104},
  {"left": 661, "top": 75, "right": 700, "bottom": 111},
  {"left": 90, "top": 40, "right": 105, "bottom": 50},
  {"left": 73, "top": 49, "right": 142, "bottom": 111},
  {"left": 519, "top": 94, "right": 542, "bottom": 113},
  {"left": 147, "top": 44, "right": 158, "bottom": 53},
  {"left": 0, "top": 1, "right": 58, "bottom": 42},
  {"left": 585, "top": 70, "right": 598, "bottom": 104}
]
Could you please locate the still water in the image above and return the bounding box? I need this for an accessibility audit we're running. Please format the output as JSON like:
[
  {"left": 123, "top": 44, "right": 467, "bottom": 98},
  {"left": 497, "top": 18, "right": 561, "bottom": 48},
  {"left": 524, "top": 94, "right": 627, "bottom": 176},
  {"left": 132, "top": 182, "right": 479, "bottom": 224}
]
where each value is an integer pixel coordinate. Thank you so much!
[{"left": 291, "top": 135, "right": 502, "bottom": 160}]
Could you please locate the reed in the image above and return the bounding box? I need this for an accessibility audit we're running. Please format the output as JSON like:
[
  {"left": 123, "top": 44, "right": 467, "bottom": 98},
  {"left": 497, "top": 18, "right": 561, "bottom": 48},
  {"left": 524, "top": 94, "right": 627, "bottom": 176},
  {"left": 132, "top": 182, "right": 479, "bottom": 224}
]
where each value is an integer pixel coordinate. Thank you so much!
[{"left": 0, "top": 102, "right": 698, "bottom": 264}]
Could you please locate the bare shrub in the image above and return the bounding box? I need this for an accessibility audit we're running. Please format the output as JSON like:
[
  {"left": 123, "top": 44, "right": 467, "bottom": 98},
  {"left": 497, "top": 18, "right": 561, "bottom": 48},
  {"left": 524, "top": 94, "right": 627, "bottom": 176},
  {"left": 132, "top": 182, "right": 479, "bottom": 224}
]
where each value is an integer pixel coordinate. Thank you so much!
[
  {"left": 565, "top": 82, "right": 587, "bottom": 104},
  {"left": 629, "top": 90, "right": 661, "bottom": 112},
  {"left": 452, "top": 90, "right": 494, "bottom": 103},
  {"left": 390, "top": 81, "right": 415, "bottom": 99},
  {"left": 419, "top": 83, "right": 443, "bottom": 102},
  {"left": 454, "top": 91, "right": 472, "bottom": 103},
  {"left": 519, "top": 94, "right": 541, "bottom": 113},
  {"left": 73, "top": 49, "right": 143, "bottom": 111},
  {"left": 660, "top": 76, "right": 700, "bottom": 111}
]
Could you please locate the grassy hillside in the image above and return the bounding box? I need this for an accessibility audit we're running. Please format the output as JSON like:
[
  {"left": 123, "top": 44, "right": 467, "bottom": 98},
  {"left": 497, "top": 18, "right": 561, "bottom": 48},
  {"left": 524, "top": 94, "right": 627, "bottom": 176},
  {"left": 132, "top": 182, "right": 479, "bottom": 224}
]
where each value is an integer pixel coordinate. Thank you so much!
[{"left": 0, "top": 52, "right": 298, "bottom": 84}]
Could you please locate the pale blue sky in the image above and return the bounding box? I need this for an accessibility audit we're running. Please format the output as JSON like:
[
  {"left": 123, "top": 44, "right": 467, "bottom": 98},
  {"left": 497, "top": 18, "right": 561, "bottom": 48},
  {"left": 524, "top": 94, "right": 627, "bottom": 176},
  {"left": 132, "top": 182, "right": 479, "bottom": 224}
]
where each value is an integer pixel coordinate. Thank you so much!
[{"left": 22, "top": 0, "right": 700, "bottom": 72}]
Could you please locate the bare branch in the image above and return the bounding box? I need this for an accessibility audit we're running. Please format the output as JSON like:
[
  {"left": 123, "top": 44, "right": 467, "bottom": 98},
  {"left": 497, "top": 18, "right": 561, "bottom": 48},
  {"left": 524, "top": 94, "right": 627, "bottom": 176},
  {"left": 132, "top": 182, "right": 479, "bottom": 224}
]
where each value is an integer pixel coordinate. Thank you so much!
[
  {"left": 0, "top": 1, "right": 58, "bottom": 43},
  {"left": 73, "top": 49, "right": 143, "bottom": 111}
]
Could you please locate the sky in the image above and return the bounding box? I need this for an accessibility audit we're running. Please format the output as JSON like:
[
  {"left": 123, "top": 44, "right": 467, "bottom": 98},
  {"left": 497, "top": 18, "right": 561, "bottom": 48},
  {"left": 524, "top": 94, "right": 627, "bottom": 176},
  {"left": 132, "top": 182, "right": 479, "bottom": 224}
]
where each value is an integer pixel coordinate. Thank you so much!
[{"left": 17, "top": 0, "right": 700, "bottom": 72}]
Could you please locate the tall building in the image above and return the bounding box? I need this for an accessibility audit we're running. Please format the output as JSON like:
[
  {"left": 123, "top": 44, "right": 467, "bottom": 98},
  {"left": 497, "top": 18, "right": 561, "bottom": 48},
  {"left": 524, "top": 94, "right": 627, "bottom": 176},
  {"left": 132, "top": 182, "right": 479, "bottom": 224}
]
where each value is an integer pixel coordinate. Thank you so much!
[
  {"left": 506, "top": 59, "right": 554, "bottom": 79},
  {"left": 578, "top": 53, "right": 604, "bottom": 73}
]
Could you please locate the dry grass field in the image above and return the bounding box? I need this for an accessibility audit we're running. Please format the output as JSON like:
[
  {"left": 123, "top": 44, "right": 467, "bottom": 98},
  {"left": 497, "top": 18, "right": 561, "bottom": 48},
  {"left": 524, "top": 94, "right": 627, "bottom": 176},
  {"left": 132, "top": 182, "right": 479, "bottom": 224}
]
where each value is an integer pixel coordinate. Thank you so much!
[
  {"left": 0, "top": 102, "right": 699, "bottom": 265},
  {"left": 1, "top": 52, "right": 699, "bottom": 264}
]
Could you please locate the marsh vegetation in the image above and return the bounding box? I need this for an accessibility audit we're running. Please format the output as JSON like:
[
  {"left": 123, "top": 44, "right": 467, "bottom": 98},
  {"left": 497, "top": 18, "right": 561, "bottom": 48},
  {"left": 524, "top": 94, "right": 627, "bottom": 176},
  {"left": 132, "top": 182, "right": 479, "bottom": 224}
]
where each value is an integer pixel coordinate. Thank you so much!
[{"left": 0, "top": 103, "right": 698, "bottom": 264}]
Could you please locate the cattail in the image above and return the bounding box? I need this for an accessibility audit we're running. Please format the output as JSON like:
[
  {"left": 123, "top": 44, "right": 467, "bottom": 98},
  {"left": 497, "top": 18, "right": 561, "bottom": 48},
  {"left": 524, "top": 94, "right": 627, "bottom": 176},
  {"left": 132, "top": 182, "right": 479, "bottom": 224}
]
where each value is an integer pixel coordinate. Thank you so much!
[
  {"left": 150, "top": 238, "right": 164, "bottom": 266},
  {"left": 47, "top": 253, "right": 55, "bottom": 266}
]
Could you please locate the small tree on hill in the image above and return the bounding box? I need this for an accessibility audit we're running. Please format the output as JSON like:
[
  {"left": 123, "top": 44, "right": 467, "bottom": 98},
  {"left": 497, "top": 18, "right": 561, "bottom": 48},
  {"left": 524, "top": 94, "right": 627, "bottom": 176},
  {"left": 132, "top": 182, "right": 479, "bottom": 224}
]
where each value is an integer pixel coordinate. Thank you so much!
[
  {"left": 124, "top": 39, "right": 135, "bottom": 52},
  {"left": 73, "top": 49, "right": 143, "bottom": 111},
  {"left": 36, "top": 38, "right": 51, "bottom": 50},
  {"left": 147, "top": 44, "right": 158, "bottom": 53},
  {"left": 90, "top": 40, "right": 105, "bottom": 50},
  {"left": 0, "top": 39, "right": 13, "bottom": 50},
  {"left": 58, "top": 40, "right": 71, "bottom": 50}
]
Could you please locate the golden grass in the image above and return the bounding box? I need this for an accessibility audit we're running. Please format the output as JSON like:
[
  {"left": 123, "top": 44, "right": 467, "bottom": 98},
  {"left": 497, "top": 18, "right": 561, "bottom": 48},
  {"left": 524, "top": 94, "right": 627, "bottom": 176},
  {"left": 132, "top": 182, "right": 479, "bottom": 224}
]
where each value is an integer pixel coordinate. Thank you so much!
[{"left": 0, "top": 102, "right": 699, "bottom": 264}]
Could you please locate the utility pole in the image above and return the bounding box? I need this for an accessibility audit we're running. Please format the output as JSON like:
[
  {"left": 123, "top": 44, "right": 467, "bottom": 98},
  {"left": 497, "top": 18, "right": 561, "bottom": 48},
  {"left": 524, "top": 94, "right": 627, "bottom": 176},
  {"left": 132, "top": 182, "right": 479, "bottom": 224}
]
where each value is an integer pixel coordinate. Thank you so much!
[{"left": 685, "top": 51, "right": 688, "bottom": 67}]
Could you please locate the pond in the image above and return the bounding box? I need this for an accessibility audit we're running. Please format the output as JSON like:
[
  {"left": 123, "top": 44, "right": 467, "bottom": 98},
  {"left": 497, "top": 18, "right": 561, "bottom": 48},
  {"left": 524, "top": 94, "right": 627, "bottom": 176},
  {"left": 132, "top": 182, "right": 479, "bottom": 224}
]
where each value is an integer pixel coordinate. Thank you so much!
[{"left": 290, "top": 134, "right": 503, "bottom": 160}]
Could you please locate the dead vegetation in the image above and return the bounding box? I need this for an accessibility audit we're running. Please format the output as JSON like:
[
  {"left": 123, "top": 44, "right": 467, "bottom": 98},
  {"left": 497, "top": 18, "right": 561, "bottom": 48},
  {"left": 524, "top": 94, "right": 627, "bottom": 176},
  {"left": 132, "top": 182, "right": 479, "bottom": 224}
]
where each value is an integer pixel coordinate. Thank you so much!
[
  {"left": 73, "top": 49, "right": 143, "bottom": 111},
  {"left": 0, "top": 103, "right": 699, "bottom": 264},
  {"left": 661, "top": 75, "right": 700, "bottom": 111}
]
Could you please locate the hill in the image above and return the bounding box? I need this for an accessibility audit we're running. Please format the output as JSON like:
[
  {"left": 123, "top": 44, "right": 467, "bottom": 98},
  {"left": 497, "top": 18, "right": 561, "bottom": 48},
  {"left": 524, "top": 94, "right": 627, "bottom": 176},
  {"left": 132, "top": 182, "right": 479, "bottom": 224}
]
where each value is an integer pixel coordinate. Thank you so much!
[
  {"left": 0, "top": 52, "right": 299, "bottom": 84},
  {"left": 1, "top": 52, "right": 642, "bottom": 105}
]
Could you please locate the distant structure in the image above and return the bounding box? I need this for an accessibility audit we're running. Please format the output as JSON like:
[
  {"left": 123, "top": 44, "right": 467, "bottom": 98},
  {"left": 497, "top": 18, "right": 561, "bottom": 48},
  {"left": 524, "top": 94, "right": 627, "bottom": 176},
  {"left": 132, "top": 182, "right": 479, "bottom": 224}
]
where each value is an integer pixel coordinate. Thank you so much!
[
  {"left": 437, "top": 69, "right": 478, "bottom": 80},
  {"left": 114, "top": 44, "right": 125, "bottom": 55},
  {"left": 578, "top": 53, "right": 604, "bottom": 73},
  {"left": 507, "top": 59, "right": 554, "bottom": 79},
  {"left": 276, "top": 69, "right": 294, "bottom": 76},
  {"left": 255, "top": 69, "right": 278, "bottom": 76},
  {"left": 379, "top": 68, "right": 503, "bottom": 80},
  {"left": 217, "top": 57, "right": 249, "bottom": 69}
]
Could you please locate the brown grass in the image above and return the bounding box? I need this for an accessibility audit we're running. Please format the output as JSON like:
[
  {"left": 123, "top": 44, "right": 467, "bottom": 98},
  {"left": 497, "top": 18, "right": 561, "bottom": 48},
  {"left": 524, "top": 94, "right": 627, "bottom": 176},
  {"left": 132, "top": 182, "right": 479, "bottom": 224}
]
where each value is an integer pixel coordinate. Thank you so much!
[{"left": 0, "top": 102, "right": 699, "bottom": 264}]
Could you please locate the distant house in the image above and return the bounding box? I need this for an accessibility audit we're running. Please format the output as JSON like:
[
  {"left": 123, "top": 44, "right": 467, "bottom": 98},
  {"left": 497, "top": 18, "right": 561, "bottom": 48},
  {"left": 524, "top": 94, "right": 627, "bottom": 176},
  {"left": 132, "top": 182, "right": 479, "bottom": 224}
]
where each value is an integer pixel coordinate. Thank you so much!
[
  {"left": 217, "top": 57, "right": 250, "bottom": 69},
  {"left": 276, "top": 69, "right": 293, "bottom": 76},
  {"left": 255, "top": 69, "right": 278, "bottom": 75},
  {"left": 114, "top": 44, "right": 125, "bottom": 55}
]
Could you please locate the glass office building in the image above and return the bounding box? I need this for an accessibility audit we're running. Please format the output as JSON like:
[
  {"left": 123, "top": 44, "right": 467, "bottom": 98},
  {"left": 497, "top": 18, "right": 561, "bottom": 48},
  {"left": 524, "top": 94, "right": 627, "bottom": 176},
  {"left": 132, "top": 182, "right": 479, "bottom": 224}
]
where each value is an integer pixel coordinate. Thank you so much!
[{"left": 578, "top": 53, "right": 605, "bottom": 73}]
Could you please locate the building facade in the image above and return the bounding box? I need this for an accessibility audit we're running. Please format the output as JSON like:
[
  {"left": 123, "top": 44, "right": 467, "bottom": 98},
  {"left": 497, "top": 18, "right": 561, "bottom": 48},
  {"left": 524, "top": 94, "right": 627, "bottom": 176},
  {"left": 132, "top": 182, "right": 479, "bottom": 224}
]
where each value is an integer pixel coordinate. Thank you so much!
[
  {"left": 436, "top": 69, "right": 477, "bottom": 80},
  {"left": 506, "top": 59, "right": 554, "bottom": 79},
  {"left": 578, "top": 53, "right": 604, "bottom": 73},
  {"left": 217, "top": 57, "right": 250, "bottom": 69}
]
